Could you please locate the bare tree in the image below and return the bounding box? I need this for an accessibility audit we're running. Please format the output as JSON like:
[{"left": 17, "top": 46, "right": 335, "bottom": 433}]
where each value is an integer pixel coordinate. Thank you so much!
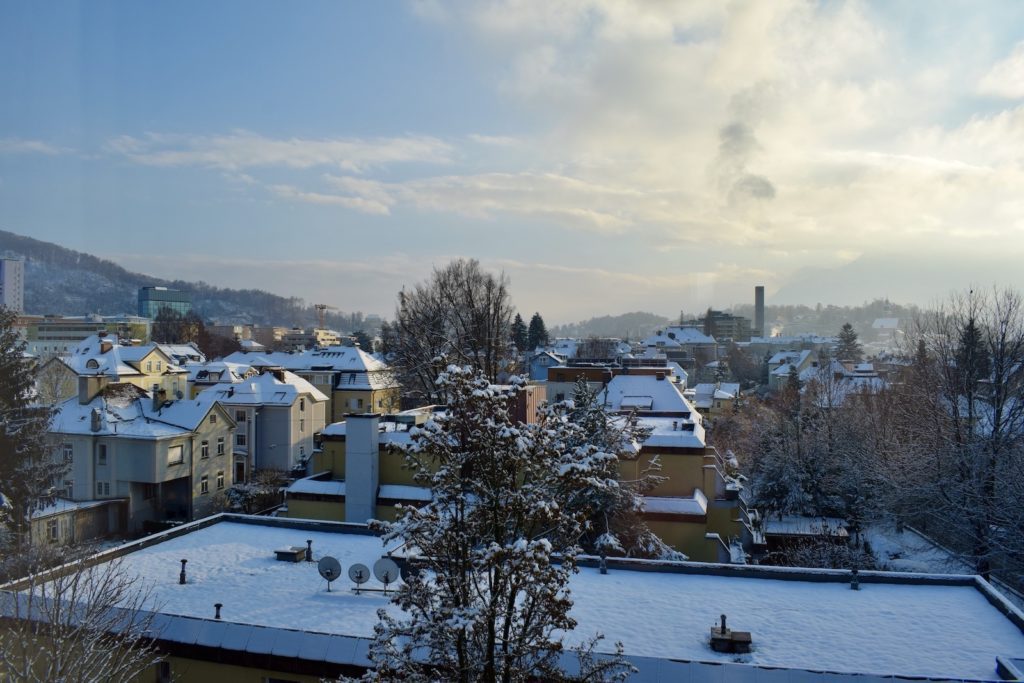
[
  {"left": 394, "top": 259, "right": 514, "bottom": 404},
  {"left": 0, "top": 555, "right": 164, "bottom": 682}
]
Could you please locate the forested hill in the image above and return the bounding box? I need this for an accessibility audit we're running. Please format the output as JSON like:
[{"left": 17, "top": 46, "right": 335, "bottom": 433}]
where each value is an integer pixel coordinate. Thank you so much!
[
  {"left": 0, "top": 229, "right": 310, "bottom": 326},
  {"left": 550, "top": 311, "right": 673, "bottom": 340}
]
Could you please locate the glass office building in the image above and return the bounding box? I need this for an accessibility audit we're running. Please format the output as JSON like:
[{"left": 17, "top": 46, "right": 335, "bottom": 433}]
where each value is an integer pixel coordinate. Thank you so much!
[{"left": 138, "top": 286, "right": 192, "bottom": 318}]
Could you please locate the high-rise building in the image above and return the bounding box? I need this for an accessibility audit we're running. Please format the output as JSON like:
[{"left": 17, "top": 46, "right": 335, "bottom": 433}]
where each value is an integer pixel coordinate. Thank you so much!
[
  {"left": 138, "top": 286, "right": 192, "bottom": 318},
  {"left": 0, "top": 253, "right": 25, "bottom": 313},
  {"left": 755, "top": 285, "right": 765, "bottom": 338}
]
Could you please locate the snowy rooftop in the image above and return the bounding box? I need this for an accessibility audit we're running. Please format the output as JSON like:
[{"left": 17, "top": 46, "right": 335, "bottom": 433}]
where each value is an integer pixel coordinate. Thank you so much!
[
  {"left": 205, "top": 369, "right": 328, "bottom": 406},
  {"left": 50, "top": 389, "right": 225, "bottom": 439},
  {"left": 599, "top": 374, "right": 695, "bottom": 415},
  {"left": 71, "top": 516, "right": 1024, "bottom": 680},
  {"left": 222, "top": 346, "right": 396, "bottom": 389}
]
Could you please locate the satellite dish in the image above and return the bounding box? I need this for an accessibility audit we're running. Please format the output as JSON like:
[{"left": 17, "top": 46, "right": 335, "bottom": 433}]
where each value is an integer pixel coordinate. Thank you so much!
[
  {"left": 317, "top": 556, "right": 341, "bottom": 592},
  {"left": 373, "top": 557, "right": 401, "bottom": 586},
  {"left": 348, "top": 563, "right": 370, "bottom": 585}
]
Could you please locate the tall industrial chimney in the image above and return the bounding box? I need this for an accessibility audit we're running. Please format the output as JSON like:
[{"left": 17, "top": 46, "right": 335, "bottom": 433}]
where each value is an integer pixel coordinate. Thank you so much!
[{"left": 754, "top": 286, "right": 765, "bottom": 338}]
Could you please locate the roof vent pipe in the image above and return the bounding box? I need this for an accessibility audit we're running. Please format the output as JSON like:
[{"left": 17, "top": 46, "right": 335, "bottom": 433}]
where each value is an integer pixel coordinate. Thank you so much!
[
  {"left": 306, "top": 539, "right": 314, "bottom": 562},
  {"left": 214, "top": 603, "right": 222, "bottom": 620},
  {"left": 179, "top": 559, "right": 188, "bottom": 585}
]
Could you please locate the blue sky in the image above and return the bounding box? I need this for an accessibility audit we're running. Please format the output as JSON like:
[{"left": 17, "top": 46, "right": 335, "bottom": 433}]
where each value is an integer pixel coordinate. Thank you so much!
[{"left": 3, "top": 1, "right": 1024, "bottom": 323}]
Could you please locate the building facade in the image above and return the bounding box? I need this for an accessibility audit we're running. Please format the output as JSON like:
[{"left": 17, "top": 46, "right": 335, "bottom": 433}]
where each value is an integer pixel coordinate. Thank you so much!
[
  {"left": 0, "top": 252, "right": 25, "bottom": 313},
  {"left": 138, "top": 286, "right": 192, "bottom": 318}
]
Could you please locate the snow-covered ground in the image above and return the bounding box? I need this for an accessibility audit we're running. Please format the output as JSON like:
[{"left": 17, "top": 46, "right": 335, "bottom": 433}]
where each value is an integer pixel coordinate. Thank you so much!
[
  {"left": 866, "top": 523, "right": 1024, "bottom": 610},
  {"left": 102, "top": 520, "right": 1024, "bottom": 680}
]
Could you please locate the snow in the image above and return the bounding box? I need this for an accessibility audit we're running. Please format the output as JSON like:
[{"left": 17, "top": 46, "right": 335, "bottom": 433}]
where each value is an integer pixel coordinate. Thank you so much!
[
  {"left": 29, "top": 498, "right": 109, "bottom": 520},
  {"left": 763, "top": 516, "right": 849, "bottom": 538},
  {"left": 206, "top": 369, "right": 328, "bottom": 406},
  {"left": 599, "top": 374, "right": 694, "bottom": 414},
  {"left": 287, "top": 478, "right": 346, "bottom": 496},
  {"left": 642, "top": 490, "right": 708, "bottom": 516},
  {"left": 378, "top": 485, "right": 431, "bottom": 501},
  {"left": 95, "top": 518, "right": 1024, "bottom": 680}
]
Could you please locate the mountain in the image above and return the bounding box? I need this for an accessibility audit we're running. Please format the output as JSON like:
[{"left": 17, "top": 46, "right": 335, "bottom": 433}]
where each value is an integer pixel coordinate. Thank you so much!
[{"left": 1, "top": 229, "right": 312, "bottom": 326}]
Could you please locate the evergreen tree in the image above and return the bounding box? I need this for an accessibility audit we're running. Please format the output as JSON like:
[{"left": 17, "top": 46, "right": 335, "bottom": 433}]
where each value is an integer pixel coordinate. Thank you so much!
[
  {"left": 955, "top": 315, "right": 990, "bottom": 393},
  {"left": 367, "top": 367, "right": 631, "bottom": 682},
  {"left": 527, "top": 312, "right": 549, "bottom": 350},
  {"left": 835, "top": 322, "right": 863, "bottom": 362},
  {"left": 510, "top": 313, "right": 528, "bottom": 351},
  {"left": 352, "top": 329, "right": 373, "bottom": 351},
  {"left": 0, "top": 307, "right": 63, "bottom": 546}
]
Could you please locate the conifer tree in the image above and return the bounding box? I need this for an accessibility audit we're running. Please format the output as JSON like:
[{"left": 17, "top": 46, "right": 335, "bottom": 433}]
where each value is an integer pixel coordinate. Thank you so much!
[
  {"left": 835, "top": 322, "right": 863, "bottom": 362},
  {"left": 0, "top": 307, "right": 63, "bottom": 546},
  {"left": 510, "top": 313, "right": 528, "bottom": 352},
  {"left": 527, "top": 312, "right": 549, "bottom": 350}
]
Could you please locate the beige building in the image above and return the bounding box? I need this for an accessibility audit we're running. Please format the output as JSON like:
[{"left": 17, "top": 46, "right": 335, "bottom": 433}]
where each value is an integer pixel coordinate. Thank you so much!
[
  {"left": 44, "top": 378, "right": 236, "bottom": 542},
  {"left": 36, "top": 333, "right": 189, "bottom": 405}
]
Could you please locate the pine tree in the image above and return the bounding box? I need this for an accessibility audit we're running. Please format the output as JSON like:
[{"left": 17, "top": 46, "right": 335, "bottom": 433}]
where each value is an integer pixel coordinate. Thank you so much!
[
  {"left": 367, "top": 367, "right": 632, "bottom": 682},
  {"left": 835, "top": 322, "right": 863, "bottom": 362},
  {"left": 510, "top": 313, "right": 528, "bottom": 352},
  {"left": 527, "top": 312, "right": 549, "bottom": 351},
  {"left": 0, "top": 307, "right": 63, "bottom": 546}
]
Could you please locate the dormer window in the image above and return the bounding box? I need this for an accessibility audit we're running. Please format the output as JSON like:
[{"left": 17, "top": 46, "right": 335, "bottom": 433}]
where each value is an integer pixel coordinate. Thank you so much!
[{"left": 86, "top": 359, "right": 99, "bottom": 369}]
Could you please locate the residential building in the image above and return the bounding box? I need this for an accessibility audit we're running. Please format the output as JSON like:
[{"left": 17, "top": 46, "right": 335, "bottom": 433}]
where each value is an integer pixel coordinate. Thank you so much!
[
  {"left": 682, "top": 310, "right": 753, "bottom": 342},
  {"left": 185, "top": 360, "right": 258, "bottom": 398},
  {"left": 205, "top": 367, "right": 328, "bottom": 480},
  {"left": 281, "top": 327, "right": 343, "bottom": 352},
  {"left": 641, "top": 327, "right": 718, "bottom": 377},
  {"left": 5, "top": 514, "right": 1020, "bottom": 682},
  {"left": 138, "top": 286, "right": 192, "bottom": 318},
  {"left": 251, "top": 325, "right": 289, "bottom": 350},
  {"left": 689, "top": 382, "right": 741, "bottom": 418},
  {"left": 36, "top": 333, "right": 189, "bottom": 405},
  {"left": 0, "top": 252, "right": 25, "bottom": 313},
  {"left": 224, "top": 345, "right": 400, "bottom": 422},
  {"left": 528, "top": 350, "right": 565, "bottom": 381},
  {"left": 47, "top": 379, "right": 235, "bottom": 538},
  {"left": 767, "top": 349, "right": 821, "bottom": 390}
]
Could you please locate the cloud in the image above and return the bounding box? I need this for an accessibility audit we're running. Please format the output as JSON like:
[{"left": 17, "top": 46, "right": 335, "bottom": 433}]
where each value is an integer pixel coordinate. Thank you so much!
[
  {"left": 0, "top": 138, "right": 69, "bottom": 155},
  {"left": 979, "top": 42, "right": 1024, "bottom": 99},
  {"left": 105, "top": 131, "right": 452, "bottom": 173}
]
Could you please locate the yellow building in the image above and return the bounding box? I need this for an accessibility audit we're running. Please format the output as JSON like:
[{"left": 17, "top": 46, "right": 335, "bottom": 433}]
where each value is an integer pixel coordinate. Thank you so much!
[
  {"left": 37, "top": 333, "right": 189, "bottom": 405},
  {"left": 222, "top": 345, "right": 401, "bottom": 423}
]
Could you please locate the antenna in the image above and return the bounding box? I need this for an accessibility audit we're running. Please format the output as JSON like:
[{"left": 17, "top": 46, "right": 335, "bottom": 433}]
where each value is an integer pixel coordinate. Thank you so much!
[
  {"left": 349, "top": 563, "right": 370, "bottom": 594},
  {"left": 317, "top": 556, "right": 342, "bottom": 592},
  {"left": 374, "top": 557, "right": 400, "bottom": 594}
]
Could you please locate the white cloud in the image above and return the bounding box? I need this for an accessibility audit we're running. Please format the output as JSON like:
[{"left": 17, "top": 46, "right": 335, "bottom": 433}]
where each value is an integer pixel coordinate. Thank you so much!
[
  {"left": 979, "top": 42, "right": 1024, "bottom": 99},
  {"left": 105, "top": 131, "right": 452, "bottom": 173},
  {"left": 0, "top": 138, "right": 69, "bottom": 155}
]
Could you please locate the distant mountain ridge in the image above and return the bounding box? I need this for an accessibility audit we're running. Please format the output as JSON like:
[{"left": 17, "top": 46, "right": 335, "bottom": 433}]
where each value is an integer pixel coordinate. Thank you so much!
[
  {"left": 550, "top": 311, "right": 673, "bottom": 340},
  {"left": 1, "top": 229, "right": 311, "bottom": 326}
]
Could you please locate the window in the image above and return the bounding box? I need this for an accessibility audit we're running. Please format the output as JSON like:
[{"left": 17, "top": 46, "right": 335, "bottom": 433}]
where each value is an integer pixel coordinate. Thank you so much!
[
  {"left": 299, "top": 418, "right": 305, "bottom": 433},
  {"left": 156, "top": 361, "right": 162, "bottom": 372},
  {"left": 216, "top": 437, "right": 225, "bottom": 455},
  {"left": 47, "top": 519, "right": 58, "bottom": 542},
  {"left": 200, "top": 441, "right": 209, "bottom": 459},
  {"left": 236, "top": 433, "right": 246, "bottom": 447},
  {"left": 235, "top": 410, "right": 246, "bottom": 422},
  {"left": 146, "top": 361, "right": 152, "bottom": 372},
  {"left": 216, "top": 471, "right": 224, "bottom": 490},
  {"left": 96, "top": 481, "right": 110, "bottom": 496},
  {"left": 96, "top": 444, "right": 107, "bottom": 466},
  {"left": 62, "top": 444, "right": 73, "bottom": 463},
  {"left": 200, "top": 476, "right": 209, "bottom": 495},
  {"left": 299, "top": 398, "right": 305, "bottom": 412},
  {"left": 168, "top": 445, "right": 184, "bottom": 465},
  {"left": 357, "top": 398, "right": 364, "bottom": 409},
  {"left": 377, "top": 398, "right": 382, "bottom": 408},
  {"left": 209, "top": 414, "right": 217, "bottom": 424},
  {"left": 64, "top": 480, "right": 73, "bottom": 498}
]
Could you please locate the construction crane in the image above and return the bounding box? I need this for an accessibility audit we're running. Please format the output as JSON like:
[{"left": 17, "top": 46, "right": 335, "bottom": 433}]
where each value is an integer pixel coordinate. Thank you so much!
[{"left": 314, "top": 303, "right": 337, "bottom": 330}]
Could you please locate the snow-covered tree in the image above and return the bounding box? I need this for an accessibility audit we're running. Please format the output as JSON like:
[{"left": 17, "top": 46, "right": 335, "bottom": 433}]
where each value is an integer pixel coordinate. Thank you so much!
[
  {"left": 564, "top": 379, "right": 680, "bottom": 559},
  {"left": 0, "top": 555, "right": 163, "bottom": 681},
  {"left": 366, "top": 367, "right": 632, "bottom": 682}
]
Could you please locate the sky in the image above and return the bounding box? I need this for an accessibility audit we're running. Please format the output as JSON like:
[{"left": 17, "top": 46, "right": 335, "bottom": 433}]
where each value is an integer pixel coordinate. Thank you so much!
[{"left": 2, "top": 1, "right": 1024, "bottom": 324}]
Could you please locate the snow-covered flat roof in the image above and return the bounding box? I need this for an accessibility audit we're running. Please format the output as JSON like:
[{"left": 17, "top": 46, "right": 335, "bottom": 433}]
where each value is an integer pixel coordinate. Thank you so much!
[
  {"left": 82, "top": 516, "right": 1024, "bottom": 680},
  {"left": 286, "top": 477, "right": 346, "bottom": 497}
]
